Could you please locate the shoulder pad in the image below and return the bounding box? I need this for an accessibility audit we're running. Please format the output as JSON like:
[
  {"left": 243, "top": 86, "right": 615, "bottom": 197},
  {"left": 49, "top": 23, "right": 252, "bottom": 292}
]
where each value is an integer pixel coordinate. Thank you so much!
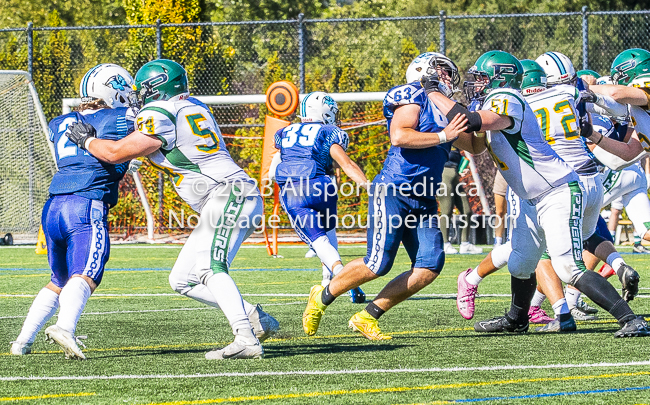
[{"left": 383, "top": 83, "right": 425, "bottom": 108}]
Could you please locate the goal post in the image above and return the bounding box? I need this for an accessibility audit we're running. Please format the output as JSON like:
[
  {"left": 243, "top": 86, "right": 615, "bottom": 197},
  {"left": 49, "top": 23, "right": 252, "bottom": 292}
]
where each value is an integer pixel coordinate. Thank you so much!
[{"left": 0, "top": 71, "right": 56, "bottom": 241}]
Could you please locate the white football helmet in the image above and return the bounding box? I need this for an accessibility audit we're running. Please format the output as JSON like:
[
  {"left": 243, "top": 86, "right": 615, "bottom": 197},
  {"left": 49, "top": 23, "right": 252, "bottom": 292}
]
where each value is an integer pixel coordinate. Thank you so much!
[
  {"left": 535, "top": 52, "right": 576, "bottom": 86},
  {"left": 406, "top": 52, "right": 460, "bottom": 95},
  {"left": 299, "top": 92, "right": 339, "bottom": 125},
  {"left": 79, "top": 63, "right": 135, "bottom": 108}
]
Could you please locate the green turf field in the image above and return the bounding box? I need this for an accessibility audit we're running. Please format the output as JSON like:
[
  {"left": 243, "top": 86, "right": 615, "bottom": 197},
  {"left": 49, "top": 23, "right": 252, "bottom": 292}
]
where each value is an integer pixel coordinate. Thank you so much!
[{"left": 1, "top": 245, "right": 650, "bottom": 404}]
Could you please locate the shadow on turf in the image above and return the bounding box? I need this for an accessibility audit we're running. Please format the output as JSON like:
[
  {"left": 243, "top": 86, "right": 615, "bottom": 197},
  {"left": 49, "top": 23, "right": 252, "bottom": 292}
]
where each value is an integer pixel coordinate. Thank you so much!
[{"left": 262, "top": 342, "right": 410, "bottom": 359}]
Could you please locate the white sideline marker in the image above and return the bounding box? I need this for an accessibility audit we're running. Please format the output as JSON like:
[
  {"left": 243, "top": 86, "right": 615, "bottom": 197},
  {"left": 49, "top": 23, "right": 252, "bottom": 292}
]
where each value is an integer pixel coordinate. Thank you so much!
[{"left": 3, "top": 360, "right": 650, "bottom": 382}]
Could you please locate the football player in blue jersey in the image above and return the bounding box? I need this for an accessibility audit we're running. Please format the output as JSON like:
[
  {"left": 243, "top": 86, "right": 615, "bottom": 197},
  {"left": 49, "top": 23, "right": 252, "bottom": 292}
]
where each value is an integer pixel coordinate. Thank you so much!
[
  {"left": 302, "top": 52, "right": 487, "bottom": 339},
  {"left": 10, "top": 64, "right": 138, "bottom": 359},
  {"left": 273, "top": 92, "right": 369, "bottom": 303}
]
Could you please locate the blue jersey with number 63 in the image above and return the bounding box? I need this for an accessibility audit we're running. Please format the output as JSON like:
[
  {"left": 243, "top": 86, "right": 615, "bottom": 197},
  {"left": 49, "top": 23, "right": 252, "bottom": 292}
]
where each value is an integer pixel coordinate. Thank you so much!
[
  {"left": 381, "top": 81, "right": 451, "bottom": 199},
  {"left": 48, "top": 108, "right": 134, "bottom": 206},
  {"left": 274, "top": 122, "right": 349, "bottom": 185}
]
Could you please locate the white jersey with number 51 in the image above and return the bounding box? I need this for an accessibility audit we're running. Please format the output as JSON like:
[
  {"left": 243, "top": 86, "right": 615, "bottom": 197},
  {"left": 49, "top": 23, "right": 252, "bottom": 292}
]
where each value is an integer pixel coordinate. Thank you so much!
[
  {"left": 481, "top": 88, "right": 578, "bottom": 200},
  {"left": 136, "top": 97, "right": 253, "bottom": 212}
]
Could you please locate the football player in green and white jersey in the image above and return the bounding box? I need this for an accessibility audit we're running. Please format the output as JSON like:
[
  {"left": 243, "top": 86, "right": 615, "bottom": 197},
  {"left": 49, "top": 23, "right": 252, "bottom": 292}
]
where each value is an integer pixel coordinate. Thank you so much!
[
  {"left": 66, "top": 59, "right": 279, "bottom": 360},
  {"left": 426, "top": 50, "right": 649, "bottom": 337}
]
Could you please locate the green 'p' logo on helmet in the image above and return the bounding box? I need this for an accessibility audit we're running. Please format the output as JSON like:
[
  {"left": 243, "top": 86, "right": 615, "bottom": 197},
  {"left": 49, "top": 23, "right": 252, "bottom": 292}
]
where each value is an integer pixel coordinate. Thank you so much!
[
  {"left": 611, "top": 48, "right": 650, "bottom": 86},
  {"left": 134, "top": 59, "right": 189, "bottom": 105},
  {"left": 464, "top": 51, "right": 523, "bottom": 102}
]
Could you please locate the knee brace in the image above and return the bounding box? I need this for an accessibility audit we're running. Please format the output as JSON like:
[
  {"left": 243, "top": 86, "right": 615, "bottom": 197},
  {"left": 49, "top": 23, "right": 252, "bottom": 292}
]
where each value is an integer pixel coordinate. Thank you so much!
[{"left": 490, "top": 241, "right": 512, "bottom": 269}]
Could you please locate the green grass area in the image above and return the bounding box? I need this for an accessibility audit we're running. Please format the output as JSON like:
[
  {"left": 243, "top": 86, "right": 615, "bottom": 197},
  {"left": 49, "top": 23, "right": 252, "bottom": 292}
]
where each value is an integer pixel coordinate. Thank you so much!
[{"left": 1, "top": 245, "right": 650, "bottom": 404}]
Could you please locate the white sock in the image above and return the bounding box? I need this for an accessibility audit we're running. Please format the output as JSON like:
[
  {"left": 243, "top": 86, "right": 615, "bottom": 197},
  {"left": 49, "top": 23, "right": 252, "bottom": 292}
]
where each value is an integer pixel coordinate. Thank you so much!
[
  {"left": 205, "top": 273, "right": 257, "bottom": 342},
  {"left": 56, "top": 278, "right": 91, "bottom": 335},
  {"left": 16, "top": 287, "right": 59, "bottom": 344},
  {"left": 606, "top": 253, "right": 625, "bottom": 271},
  {"left": 444, "top": 242, "right": 452, "bottom": 248},
  {"left": 565, "top": 287, "right": 581, "bottom": 310},
  {"left": 332, "top": 263, "right": 343, "bottom": 276},
  {"left": 530, "top": 289, "right": 546, "bottom": 308},
  {"left": 465, "top": 267, "right": 483, "bottom": 286},
  {"left": 552, "top": 298, "right": 570, "bottom": 318},
  {"left": 321, "top": 264, "right": 332, "bottom": 287},
  {"left": 242, "top": 300, "right": 256, "bottom": 315},
  {"left": 494, "top": 237, "right": 503, "bottom": 246}
]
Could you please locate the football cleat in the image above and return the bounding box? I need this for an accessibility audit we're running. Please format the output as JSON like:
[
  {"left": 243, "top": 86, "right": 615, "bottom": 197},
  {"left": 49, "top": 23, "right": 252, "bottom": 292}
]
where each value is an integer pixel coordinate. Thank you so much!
[
  {"left": 474, "top": 313, "right": 528, "bottom": 333},
  {"left": 576, "top": 297, "right": 598, "bottom": 314},
  {"left": 535, "top": 316, "right": 577, "bottom": 333},
  {"left": 617, "top": 263, "right": 640, "bottom": 302},
  {"left": 44, "top": 325, "right": 86, "bottom": 360},
  {"left": 348, "top": 310, "right": 392, "bottom": 340},
  {"left": 528, "top": 306, "right": 554, "bottom": 324},
  {"left": 459, "top": 243, "right": 484, "bottom": 254},
  {"left": 614, "top": 316, "right": 650, "bottom": 338},
  {"left": 348, "top": 287, "right": 366, "bottom": 304},
  {"left": 205, "top": 335, "right": 263, "bottom": 360},
  {"left": 597, "top": 263, "right": 616, "bottom": 279},
  {"left": 632, "top": 243, "right": 650, "bottom": 254},
  {"left": 248, "top": 304, "right": 280, "bottom": 342},
  {"left": 302, "top": 285, "right": 327, "bottom": 336},
  {"left": 9, "top": 341, "right": 32, "bottom": 356},
  {"left": 570, "top": 307, "right": 597, "bottom": 321},
  {"left": 457, "top": 269, "right": 478, "bottom": 320}
]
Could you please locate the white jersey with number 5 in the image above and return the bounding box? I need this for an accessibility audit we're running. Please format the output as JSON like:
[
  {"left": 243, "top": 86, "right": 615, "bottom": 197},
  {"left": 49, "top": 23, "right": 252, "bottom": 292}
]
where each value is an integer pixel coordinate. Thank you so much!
[
  {"left": 526, "top": 85, "right": 597, "bottom": 175},
  {"left": 136, "top": 97, "right": 253, "bottom": 212},
  {"left": 481, "top": 88, "right": 578, "bottom": 200}
]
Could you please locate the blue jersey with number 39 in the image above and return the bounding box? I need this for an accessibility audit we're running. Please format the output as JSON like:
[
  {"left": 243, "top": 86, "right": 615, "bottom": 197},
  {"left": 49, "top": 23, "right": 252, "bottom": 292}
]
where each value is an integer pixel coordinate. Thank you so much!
[
  {"left": 381, "top": 81, "right": 451, "bottom": 199},
  {"left": 48, "top": 108, "right": 134, "bottom": 206},
  {"left": 274, "top": 122, "right": 349, "bottom": 185}
]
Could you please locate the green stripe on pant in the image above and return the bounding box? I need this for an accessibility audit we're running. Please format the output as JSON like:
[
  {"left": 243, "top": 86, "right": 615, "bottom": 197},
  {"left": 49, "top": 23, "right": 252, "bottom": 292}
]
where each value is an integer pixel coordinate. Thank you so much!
[
  {"left": 568, "top": 181, "right": 587, "bottom": 272},
  {"left": 210, "top": 185, "right": 245, "bottom": 274}
]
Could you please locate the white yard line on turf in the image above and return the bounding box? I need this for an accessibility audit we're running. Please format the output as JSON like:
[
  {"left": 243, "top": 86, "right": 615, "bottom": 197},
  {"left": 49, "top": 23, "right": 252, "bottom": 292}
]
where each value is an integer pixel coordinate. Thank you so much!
[
  {"left": 3, "top": 360, "right": 650, "bottom": 382},
  {"left": 0, "top": 302, "right": 303, "bottom": 319}
]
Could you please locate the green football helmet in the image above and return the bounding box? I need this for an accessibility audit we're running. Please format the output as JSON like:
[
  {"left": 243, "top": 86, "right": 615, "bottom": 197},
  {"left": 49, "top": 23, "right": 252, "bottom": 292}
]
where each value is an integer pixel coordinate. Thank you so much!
[
  {"left": 464, "top": 51, "right": 523, "bottom": 101},
  {"left": 520, "top": 59, "right": 547, "bottom": 96},
  {"left": 610, "top": 48, "right": 650, "bottom": 86},
  {"left": 134, "top": 59, "right": 189, "bottom": 106},
  {"left": 576, "top": 69, "right": 601, "bottom": 80}
]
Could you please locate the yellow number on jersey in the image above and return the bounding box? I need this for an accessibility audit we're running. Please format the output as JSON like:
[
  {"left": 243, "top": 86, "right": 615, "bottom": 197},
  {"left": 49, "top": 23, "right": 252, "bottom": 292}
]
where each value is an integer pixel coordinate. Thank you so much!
[
  {"left": 553, "top": 100, "right": 579, "bottom": 140},
  {"left": 490, "top": 98, "right": 509, "bottom": 115},
  {"left": 137, "top": 116, "right": 155, "bottom": 134},
  {"left": 149, "top": 160, "right": 184, "bottom": 186},
  {"left": 486, "top": 139, "right": 509, "bottom": 171},
  {"left": 534, "top": 107, "right": 554, "bottom": 144},
  {"left": 186, "top": 113, "right": 220, "bottom": 154}
]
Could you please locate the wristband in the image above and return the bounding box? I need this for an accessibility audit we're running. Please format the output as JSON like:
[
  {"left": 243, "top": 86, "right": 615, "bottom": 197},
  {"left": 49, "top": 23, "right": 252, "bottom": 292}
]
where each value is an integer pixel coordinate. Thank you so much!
[
  {"left": 84, "top": 137, "right": 96, "bottom": 150},
  {"left": 438, "top": 131, "right": 447, "bottom": 144}
]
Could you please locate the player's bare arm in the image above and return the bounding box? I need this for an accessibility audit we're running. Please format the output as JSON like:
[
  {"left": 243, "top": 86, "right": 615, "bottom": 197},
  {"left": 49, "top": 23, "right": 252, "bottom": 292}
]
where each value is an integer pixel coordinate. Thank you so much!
[
  {"left": 67, "top": 123, "right": 162, "bottom": 164},
  {"left": 329, "top": 144, "right": 368, "bottom": 189},
  {"left": 390, "top": 103, "right": 468, "bottom": 148},
  {"left": 590, "top": 84, "right": 650, "bottom": 107}
]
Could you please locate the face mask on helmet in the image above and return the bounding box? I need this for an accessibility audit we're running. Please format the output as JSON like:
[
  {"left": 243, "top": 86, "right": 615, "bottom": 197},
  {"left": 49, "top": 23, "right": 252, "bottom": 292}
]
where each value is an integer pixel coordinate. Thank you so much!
[
  {"left": 406, "top": 52, "right": 460, "bottom": 92},
  {"left": 463, "top": 69, "right": 491, "bottom": 103}
]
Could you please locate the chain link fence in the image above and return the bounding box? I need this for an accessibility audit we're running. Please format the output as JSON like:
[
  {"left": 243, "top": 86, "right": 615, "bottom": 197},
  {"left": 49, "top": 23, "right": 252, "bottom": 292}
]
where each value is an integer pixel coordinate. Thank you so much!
[{"left": 1, "top": 9, "right": 648, "bottom": 239}]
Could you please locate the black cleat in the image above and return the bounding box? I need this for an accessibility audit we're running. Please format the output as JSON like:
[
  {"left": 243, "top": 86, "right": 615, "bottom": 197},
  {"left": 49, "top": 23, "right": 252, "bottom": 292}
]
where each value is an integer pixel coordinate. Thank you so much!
[
  {"left": 474, "top": 313, "right": 528, "bottom": 333},
  {"left": 617, "top": 264, "right": 640, "bottom": 302},
  {"left": 614, "top": 316, "right": 650, "bottom": 338}
]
